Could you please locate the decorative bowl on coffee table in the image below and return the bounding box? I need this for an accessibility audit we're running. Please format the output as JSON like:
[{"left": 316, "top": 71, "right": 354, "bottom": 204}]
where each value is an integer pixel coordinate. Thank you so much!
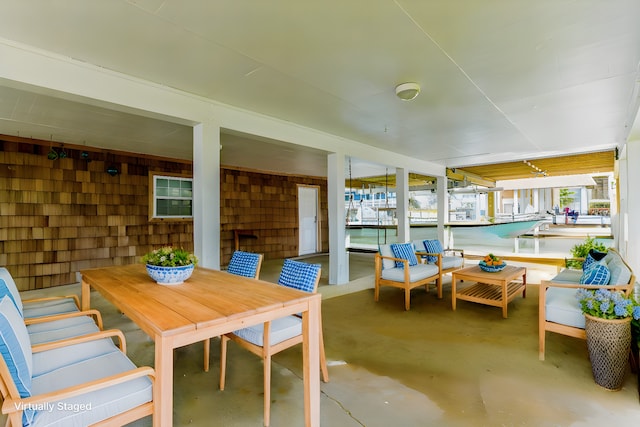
[{"left": 479, "top": 260, "right": 507, "bottom": 273}]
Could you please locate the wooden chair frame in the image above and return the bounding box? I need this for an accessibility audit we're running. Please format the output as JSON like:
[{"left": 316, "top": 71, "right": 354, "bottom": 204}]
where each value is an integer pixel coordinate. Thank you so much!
[
  {"left": 420, "top": 248, "right": 465, "bottom": 298},
  {"left": 0, "top": 330, "right": 155, "bottom": 426},
  {"left": 374, "top": 252, "right": 440, "bottom": 310},
  {"left": 219, "top": 266, "right": 328, "bottom": 427},
  {"left": 203, "top": 252, "right": 264, "bottom": 372}
]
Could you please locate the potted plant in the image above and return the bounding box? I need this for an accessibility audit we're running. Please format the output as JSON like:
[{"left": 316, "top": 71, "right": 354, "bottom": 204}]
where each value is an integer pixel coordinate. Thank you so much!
[
  {"left": 576, "top": 288, "right": 640, "bottom": 390},
  {"left": 566, "top": 236, "right": 607, "bottom": 269},
  {"left": 141, "top": 246, "right": 198, "bottom": 285}
]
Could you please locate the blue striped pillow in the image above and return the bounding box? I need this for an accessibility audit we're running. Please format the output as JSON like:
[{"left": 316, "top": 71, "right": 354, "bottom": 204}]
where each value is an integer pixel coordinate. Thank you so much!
[
  {"left": 422, "top": 240, "right": 443, "bottom": 263},
  {"left": 390, "top": 243, "right": 418, "bottom": 268}
]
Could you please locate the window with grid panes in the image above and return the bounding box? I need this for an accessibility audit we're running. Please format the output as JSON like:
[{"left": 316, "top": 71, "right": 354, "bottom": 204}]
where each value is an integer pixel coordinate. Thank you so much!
[{"left": 152, "top": 175, "right": 193, "bottom": 219}]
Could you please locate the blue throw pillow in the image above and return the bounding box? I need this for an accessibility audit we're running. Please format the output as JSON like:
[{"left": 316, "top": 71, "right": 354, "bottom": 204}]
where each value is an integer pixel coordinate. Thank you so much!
[
  {"left": 390, "top": 243, "right": 418, "bottom": 268},
  {"left": 582, "top": 250, "right": 607, "bottom": 271},
  {"left": 580, "top": 261, "right": 610, "bottom": 285},
  {"left": 422, "top": 240, "right": 443, "bottom": 263},
  {"left": 582, "top": 253, "right": 597, "bottom": 271},
  {"left": 278, "top": 259, "right": 321, "bottom": 293},
  {"left": 227, "top": 251, "right": 261, "bottom": 278}
]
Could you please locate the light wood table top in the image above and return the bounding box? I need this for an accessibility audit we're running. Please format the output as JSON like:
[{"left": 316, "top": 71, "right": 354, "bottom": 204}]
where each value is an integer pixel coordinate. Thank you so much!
[
  {"left": 452, "top": 265, "right": 527, "bottom": 318},
  {"left": 81, "top": 264, "right": 321, "bottom": 427}
]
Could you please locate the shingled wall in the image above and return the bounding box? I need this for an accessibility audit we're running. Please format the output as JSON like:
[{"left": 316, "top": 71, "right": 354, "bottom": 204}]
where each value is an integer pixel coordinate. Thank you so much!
[{"left": 0, "top": 135, "right": 328, "bottom": 291}]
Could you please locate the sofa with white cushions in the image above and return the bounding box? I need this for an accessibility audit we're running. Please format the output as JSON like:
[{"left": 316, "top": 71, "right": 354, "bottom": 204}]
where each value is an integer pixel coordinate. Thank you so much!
[{"left": 538, "top": 247, "right": 635, "bottom": 360}]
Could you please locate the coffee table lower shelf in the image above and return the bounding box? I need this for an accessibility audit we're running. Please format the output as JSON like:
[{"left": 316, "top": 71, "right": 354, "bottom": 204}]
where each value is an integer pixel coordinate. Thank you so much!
[{"left": 456, "top": 281, "right": 525, "bottom": 310}]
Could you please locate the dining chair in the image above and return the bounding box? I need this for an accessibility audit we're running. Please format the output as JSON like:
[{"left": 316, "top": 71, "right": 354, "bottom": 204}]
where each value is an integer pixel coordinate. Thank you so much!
[
  {"left": 219, "top": 258, "right": 329, "bottom": 427},
  {"left": 203, "top": 251, "right": 264, "bottom": 371}
]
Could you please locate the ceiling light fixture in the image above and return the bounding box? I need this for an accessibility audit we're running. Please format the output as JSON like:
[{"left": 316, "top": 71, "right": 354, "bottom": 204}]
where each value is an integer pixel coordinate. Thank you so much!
[{"left": 395, "top": 82, "right": 420, "bottom": 101}]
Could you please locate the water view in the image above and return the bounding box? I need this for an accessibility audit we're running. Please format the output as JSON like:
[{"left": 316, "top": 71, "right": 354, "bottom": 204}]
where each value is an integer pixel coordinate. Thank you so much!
[{"left": 347, "top": 224, "right": 613, "bottom": 259}]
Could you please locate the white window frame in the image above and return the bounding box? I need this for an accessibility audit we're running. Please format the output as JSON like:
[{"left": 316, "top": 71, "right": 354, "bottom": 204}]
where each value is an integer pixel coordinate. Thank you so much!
[{"left": 150, "top": 173, "right": 193, "bottom": 220}]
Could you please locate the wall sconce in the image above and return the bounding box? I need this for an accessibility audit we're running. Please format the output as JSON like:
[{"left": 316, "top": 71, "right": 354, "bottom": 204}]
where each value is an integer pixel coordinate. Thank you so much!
[
  {"left": 106, "top": 165, "right": 119, "bottom": 176},
  {"left": 81, "top": 151, "right": 91, "bottom": 162}
]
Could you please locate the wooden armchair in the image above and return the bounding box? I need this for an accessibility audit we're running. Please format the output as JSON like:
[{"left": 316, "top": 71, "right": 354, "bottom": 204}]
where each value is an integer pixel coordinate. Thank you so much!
[
  {"left": 0, "top": 267, "right": 82, "bottom": 319},
  {"left": 375, "top": 243, "right": 440, "bottom": 310},
  {"left": 415, "top": 239, "right": 464, "bottom": 298},
  {"left": 539, "top": 248, "right": 635, "bottom": 360},
  {"left": 0, "top": 296, "right": 154, "bottom": 426}
]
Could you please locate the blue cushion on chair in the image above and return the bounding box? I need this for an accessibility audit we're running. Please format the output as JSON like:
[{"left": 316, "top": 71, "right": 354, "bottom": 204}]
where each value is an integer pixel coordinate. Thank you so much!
[
  {"left": 0, "top": 296, "right": 33, "bottom": 398},
  {"left": 227, "top": 251, "right": 261, "bottom": 278},
  {"left": 580, "top": 261, "right": 610, "bottom": 285},
  {"left": 278, "top": 259, "right": 321, "bottom": 293},
  {"left": 422, "top": 240, "right": 443, "bottom": 263},
  {"left": 390, "top": 243, "right": 418, "bottom": 268}
]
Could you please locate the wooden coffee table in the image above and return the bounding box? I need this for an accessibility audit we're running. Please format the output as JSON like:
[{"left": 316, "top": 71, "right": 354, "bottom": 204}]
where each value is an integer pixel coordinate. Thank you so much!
[{"left": 451, "top": 264, "right": 526, "bottom": 318}]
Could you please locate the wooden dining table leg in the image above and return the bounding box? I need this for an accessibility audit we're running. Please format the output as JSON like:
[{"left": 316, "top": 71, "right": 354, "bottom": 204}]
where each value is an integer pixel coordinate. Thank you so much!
[
  {"left": 155, "top": 335, "right": 174, "bottom": 427},
  {"left": 303, "top": 295, "right": 321, "bottom": 427}
]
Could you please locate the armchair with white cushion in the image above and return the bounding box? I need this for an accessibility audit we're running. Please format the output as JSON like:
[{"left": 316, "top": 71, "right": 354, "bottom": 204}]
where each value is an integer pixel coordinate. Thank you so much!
[{"left": 375, "top": 242, "right": 440, "bottom": 310}]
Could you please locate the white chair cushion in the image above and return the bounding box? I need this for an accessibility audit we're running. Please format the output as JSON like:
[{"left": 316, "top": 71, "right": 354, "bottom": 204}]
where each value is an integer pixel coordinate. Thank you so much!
[
  {"left": 545, "top": 287, "right": 585, "bottom": 329},
  {"left": 27, "top": 316, "right": 100, "bottom": 346},
  {"left": 233, "top": 316, "right": 302, "bottom": 347},
  {"left": 380, "top": 264, "right": 439, "bottom": 283},
  {"left": 378, "top": 244, "right": 396, "bottom": 270},
  {"left": 22, "top": 299, "right": 79, "bottom": 319},
  {"left": 551, "top": 269, "right": 583, "bottom": 283},
  {"left": 30, "top": 351, "right": 153, "bottom": 427},
  {"left": 605, "top": 255, "right": 631, "bottom": 285},
  {"left": 31, "top": 338, "right": 120, "bottom": 378},
  {"left": 441, "top": 256, "right": 463, "bottom": 270}
]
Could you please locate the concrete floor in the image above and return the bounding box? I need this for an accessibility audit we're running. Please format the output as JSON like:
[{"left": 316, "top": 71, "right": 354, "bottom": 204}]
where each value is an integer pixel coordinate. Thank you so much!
[{"left": 13, "top": 253, "right": 640, "bottom": 426}]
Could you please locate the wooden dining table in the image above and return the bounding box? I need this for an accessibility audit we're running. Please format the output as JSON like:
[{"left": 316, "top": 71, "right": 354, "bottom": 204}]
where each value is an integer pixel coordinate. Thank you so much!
[{"left": 80, "top": 264, "right": 322, "bottom": 427}]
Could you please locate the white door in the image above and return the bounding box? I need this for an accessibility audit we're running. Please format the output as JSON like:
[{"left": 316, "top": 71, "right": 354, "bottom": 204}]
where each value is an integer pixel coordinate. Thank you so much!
[{"left": 298, "top": 186, "right": 318, "bottom": 255}]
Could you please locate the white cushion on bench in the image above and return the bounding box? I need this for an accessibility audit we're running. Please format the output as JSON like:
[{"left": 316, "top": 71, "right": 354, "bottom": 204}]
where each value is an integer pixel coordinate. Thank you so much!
[{"left": 545, "top": 287, "right": 585, "bottom": 329}]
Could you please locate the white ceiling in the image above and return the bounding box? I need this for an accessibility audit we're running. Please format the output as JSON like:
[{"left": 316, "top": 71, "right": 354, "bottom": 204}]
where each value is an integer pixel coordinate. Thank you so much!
[{"left": 0, "top": 0, "right": 639, "bottom": 178}]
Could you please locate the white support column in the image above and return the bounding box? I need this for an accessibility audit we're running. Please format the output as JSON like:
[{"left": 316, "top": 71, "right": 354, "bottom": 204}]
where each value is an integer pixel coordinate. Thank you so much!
[
  {"left": 620, "top": 141, "right": 639, "bottom": 274},
  {"left": 580, "top": 188, "right": 588, "bottom": 215},
  {"left": 396, "top": 168, "right": 410, "bottom": 243},
  {"left": 193, "top": 122, "right": 221, "bottom": 270},
  {"left": 328, "top": 153, "right": 349, "bottom": 285},
  {"left": 437, "top": 177, "right": 447, "bottom": 245}
]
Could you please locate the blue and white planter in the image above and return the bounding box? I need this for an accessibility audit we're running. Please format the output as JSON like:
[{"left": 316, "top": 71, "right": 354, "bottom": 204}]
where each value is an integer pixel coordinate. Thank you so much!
[{"left": 146, "top": 264, "right": 195, "bottom": 285}]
